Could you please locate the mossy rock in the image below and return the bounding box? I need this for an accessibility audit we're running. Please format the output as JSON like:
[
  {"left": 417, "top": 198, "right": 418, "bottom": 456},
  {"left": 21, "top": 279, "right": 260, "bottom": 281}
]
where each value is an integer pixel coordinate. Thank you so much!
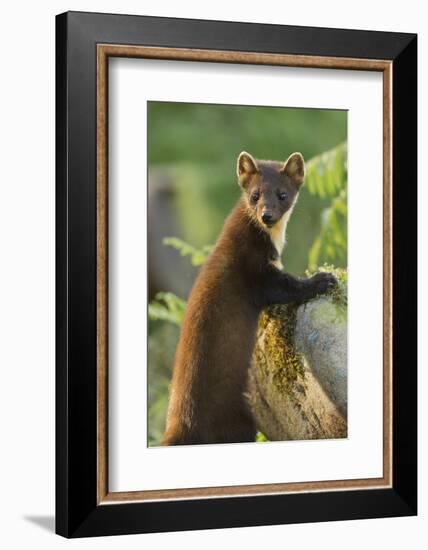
[{"left": 248, "top": 267, "right": 347, "bottom": 441}]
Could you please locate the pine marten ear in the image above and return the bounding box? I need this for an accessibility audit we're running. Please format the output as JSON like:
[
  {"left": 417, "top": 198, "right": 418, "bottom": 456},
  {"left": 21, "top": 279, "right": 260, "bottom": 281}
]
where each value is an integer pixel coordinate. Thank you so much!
[
  {"left": 281, "top": 152, "right": 305, "bottom": 188},
  {"left": 237, "top": 151, "right": 258, "bottom": 187}
]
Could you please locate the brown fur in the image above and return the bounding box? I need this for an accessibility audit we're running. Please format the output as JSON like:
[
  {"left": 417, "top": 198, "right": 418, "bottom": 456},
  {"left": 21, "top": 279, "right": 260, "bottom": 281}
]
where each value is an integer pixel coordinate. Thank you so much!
[{"left": 162, "top": 152, "right": 336, "bottom": 445}]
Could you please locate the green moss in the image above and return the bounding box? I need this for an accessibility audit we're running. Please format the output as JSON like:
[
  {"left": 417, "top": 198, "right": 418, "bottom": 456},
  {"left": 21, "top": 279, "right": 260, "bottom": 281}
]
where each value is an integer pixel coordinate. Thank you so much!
[
  {"left": 256, "top": 303, "right": 305, "bottom": 394},
  {"left": 306, "top": 264, "right": 348, "bottom": 310}
]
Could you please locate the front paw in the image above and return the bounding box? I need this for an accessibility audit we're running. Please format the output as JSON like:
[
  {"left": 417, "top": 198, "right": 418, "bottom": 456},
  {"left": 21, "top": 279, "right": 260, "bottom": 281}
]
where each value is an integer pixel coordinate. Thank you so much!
[{"left": 310, "top": 272, "right": 338, "bottom": 296}]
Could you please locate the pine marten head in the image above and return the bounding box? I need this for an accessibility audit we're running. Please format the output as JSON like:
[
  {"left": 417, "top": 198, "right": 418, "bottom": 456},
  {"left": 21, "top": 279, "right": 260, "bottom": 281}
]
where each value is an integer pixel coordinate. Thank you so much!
[{"left": 236, "top": 151, "right": 305, "bottom": 229}]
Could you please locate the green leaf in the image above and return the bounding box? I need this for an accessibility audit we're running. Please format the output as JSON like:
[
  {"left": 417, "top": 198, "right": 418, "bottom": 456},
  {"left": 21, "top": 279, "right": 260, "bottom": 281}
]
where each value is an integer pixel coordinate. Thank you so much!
[
  {"left": 148, "top": 292, "right": 186, "bottom": 326},
  {"left": 308, "top": 190, "right": 347, "bottom": 270},
  {"left": 306, "top": 142, "right": 347, "bottom": 199},
  {"left": 162, "top": 237, "right": 213, "bottom": 266},
  {"left": 306, "top": 142, "right": 347, "bottom": 270},
  {"left": 256, "top": 431, "right": 269, "bottom": 442}
]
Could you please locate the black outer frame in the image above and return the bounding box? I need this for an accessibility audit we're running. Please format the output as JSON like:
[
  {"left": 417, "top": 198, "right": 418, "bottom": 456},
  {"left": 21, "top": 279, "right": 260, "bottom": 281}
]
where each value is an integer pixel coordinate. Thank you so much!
[{"left": 56, "top": 11, "right": 417, "bottom": 538}]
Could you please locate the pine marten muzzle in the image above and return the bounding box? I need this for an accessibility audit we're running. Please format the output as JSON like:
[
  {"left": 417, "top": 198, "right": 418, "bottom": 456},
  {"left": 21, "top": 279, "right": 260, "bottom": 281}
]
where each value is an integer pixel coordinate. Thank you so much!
[{"left": 162, "top": 151, "right": 337, "bottom": 446}]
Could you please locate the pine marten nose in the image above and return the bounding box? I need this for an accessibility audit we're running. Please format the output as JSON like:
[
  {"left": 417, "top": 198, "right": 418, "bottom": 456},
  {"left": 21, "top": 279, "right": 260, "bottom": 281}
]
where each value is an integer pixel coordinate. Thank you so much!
[{"left": 262, "top": 212, "right": 273, "bottom": 224}]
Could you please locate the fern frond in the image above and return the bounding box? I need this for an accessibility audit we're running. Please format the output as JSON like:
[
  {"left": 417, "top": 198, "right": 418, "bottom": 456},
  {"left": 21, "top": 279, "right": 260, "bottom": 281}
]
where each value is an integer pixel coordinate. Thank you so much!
[
  {"left": 305, "top": 142, "right": 347, "bottom": 198},
  {"left": 308, "top": 190, "right": 347, "bottom": 270},
  {"left": 148, "top": 292, "right": 186, "bottom": 326},
  {"left": 162, "top": 237, "right": 213, "bottom": 266}
]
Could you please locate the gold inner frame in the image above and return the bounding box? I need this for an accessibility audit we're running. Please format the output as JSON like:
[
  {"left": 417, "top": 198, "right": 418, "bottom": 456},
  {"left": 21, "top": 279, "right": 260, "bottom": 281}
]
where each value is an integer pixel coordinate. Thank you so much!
[{"left": 96, "top": 44, "right": 393, "bottom": 505}]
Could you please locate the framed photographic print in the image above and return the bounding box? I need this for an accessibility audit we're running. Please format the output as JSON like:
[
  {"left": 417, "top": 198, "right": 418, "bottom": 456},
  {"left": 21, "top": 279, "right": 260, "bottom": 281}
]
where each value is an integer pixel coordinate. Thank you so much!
[{"left": 56, "top": 11, "right": 417, "bottom": 538}]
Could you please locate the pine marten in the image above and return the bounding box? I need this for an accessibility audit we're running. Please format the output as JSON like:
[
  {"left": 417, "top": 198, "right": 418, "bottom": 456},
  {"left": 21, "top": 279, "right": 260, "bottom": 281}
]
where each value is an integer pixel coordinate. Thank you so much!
[{"left": 162, "top": 151, "right": 337, "bottom": 445}]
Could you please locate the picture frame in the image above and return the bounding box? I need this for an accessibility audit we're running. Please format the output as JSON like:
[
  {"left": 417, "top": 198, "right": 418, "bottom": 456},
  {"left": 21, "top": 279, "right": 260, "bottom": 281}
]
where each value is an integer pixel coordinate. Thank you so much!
[{"left": 56, "top": 11, "right": 417, "bottom": 538}]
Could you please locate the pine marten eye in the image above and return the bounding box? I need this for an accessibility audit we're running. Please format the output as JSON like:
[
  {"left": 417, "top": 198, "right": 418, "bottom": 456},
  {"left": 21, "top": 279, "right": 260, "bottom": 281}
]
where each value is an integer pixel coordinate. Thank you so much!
[
  {"left": 278, "top": 191, "right": 288, "bottom": 201},
  {"left": 251, "top": 191, "right": 260, "bottom": 203}
]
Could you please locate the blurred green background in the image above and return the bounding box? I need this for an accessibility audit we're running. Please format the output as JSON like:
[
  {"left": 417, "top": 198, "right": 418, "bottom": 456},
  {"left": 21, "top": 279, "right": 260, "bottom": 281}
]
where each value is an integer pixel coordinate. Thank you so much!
[{"left": 147, "top": 101, "right": 347, "bottom": 446}]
